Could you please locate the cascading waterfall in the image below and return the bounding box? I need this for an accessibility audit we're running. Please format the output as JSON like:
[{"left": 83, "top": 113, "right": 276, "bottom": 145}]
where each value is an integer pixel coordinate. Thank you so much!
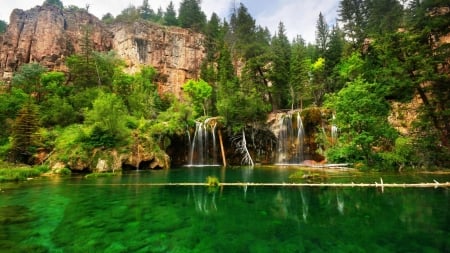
[
  {"left": 275, "top": 112, "right": 305, "bottom": 164},
  {"left": 331, "top": 125, "right": 338, "bottom": 145},
  {"left": 188, "top": 120, "right": 219, "bottom": 166}
]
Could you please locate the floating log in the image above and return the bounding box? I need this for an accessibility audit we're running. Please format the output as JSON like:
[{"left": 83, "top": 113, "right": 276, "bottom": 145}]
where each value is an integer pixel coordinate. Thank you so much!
[{"left": 72, "top": 181, "right": 450, "bottom": 188}]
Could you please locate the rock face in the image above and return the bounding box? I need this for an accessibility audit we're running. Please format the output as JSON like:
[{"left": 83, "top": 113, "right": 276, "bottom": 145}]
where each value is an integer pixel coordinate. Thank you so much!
[
  {"left": 111, "top": 21, "right": 205, "bottom": 97},
  {"left": 0, "top": 5, "right": 113, "bottom": 79},
  {"left": 0, "top": 4, "right": 205, "bottom": 96}
]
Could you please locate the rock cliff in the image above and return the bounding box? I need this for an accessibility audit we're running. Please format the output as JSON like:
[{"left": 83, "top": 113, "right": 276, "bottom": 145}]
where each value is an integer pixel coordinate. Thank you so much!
[
  {"left": 0, "top": 5, "right": 112, "bottom": 79},
  {"left": 0, "top": 4, "right": 205, "bottom": 95},
  {"left": 110, "top": 21, "right": 204, "bottom": 97}
]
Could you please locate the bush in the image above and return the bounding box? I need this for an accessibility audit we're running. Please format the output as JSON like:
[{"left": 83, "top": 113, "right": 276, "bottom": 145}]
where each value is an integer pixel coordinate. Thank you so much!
[{"left": 0, "top": 168, "right": 41, "bottom": 182}]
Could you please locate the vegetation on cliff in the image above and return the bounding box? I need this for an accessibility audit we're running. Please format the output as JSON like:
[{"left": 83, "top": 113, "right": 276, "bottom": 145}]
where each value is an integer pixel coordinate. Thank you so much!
[{"left": 0, "top": 0, "right": 448, "bottom": 170}]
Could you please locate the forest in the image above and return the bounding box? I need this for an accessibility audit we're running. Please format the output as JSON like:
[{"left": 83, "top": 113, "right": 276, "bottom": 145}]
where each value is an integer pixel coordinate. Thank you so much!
[{"left": 0, "top": 0, "right": 449, "bottom": 173}]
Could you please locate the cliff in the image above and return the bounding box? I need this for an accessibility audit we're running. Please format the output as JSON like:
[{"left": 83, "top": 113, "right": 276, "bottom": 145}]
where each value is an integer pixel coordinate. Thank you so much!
[
  {"left": 111, "top": 21, "right": 204, "bottom": 97},
  {"left": 0, "top": 4, "right": 205, "bottom": 95},
  {"left": 0, "top": 5, "right": 112, "bottom": 79}
]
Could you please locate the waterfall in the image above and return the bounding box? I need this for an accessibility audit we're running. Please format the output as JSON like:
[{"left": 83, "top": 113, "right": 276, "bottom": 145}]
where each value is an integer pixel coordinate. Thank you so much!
[
  {"left": 188, "top": 119, "right": 220, "bottom": 166},
  {"left": 275, "top": 112, "right": 305, "bottom": 164},
  {"left": 329, "top": 113, "right": 338, "bottom": 145}
]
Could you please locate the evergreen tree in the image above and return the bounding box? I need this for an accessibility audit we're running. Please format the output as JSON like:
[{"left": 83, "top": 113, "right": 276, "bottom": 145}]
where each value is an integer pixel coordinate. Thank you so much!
[
  {"left": 269, "top": 22, "right": 291, "bottom": 110},
  {"left": 338, "top": 0, "right": 368, "bottom": 49},
  {"left": 0, "top": 20, "right": 7, "bottom": 34},
  {"left": 164, "top": 1, "right": 178, "bottom": 26},
  {"left": 178, "top": 0, "right": 206, "bottom": 32},
  {"left": 101, "top": 13, "right": 115, "bottom": 24},
  {"left": 365, "top": 0, "right": 404, "bottom": 36},
  {"left": 10, "top": 101, "right": 40, "bottom": 163},
  {"left": 11, "top": 63, "right": 47, "bottom": 102},
  {"left": 139, "top": 0, "right": 155, "bottom": 21},
  {"left": 229, "top": 3, "right": 257, "bottom": 58},
  {"left": 315, "top": 12, "right": 329, "bottom": 56},
  {"left": 43, "top": 0, "right": 63, "bottom": 9},
  {"left": 289, "top": 36, "right": 311, "bottom": 109},
  {"left": 324, "top": 24, "right": 345, "bottom": 92},
  {"left": 403, "top": 0, "right": 450, "bottom": 164}
]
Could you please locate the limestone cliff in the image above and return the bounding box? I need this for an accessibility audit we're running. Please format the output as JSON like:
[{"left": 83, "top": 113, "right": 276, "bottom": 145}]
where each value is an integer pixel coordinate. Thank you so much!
[
  {"left": 0, "top": 5, "right": 205, "bottom": 95},
  {"left": 110, "top": 21, "right": 204, "bottom": 97},
  {"left": 0, "top": 5, "right": 112, "bottom": 79}
]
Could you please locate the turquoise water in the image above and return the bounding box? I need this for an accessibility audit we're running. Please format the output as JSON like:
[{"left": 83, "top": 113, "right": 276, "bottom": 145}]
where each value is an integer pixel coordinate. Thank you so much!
[{"left": 1, "top": 167, "right": 449, "bottom": 252}]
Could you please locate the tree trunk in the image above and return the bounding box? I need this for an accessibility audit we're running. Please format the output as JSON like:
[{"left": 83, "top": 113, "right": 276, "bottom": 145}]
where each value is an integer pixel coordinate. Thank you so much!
[{"left": 218, "top": 129, "right": 227, "bottom": 167}]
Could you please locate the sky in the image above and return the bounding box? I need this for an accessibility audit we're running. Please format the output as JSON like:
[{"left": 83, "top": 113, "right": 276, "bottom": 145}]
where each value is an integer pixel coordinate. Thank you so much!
[{"left": 0, "top": 0, "right": 339, "bottom": 43}]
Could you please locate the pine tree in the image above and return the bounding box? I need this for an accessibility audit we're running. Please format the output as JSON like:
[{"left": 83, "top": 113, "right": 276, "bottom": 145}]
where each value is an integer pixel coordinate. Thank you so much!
[
  {"left": 43, "top": 0, "right": 63, "bottom": 9},
  {"left": 139, "top": 0, "right": 155, "bottom": 21},
  {"left": 10, "top": 101, "right": 40, "bottom": 163},
  {"left": 289, "top": 36, "right": 311, "bottom": 109},
  {"left": 315, "top": 12, "right": 329, "bottom": 57},
  {"left": 178, "top": 0, "right": 206, "bottom": 32},
  {"left": 270, "top": 22, "right": 291, "bottom": 110},
  {"left": 164, "top": 1, "right": 178, "bottom": 26},
  {"left": 338, "top": 0, "right": 368, "bottom": 48},
  {"left": 0, "top": 20, "right": 7, "bottom": 34}
]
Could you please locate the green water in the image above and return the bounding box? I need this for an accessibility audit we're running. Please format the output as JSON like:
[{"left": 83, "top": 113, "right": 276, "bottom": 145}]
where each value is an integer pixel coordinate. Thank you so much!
[{"left": 1, "top": 167, "right": 449, "bottom": 252}]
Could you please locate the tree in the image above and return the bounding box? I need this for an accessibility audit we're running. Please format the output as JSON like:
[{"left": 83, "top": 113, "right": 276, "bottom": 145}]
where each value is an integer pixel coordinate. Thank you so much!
[
  {"left": 84, "top": 93, "right": 129, "bottom": 146},
  {"left": 310, "top": 57, "right": 326, "bottom": 106},
  {"left": 178, "top": 0, "right": 206, "bottom": 32},
  {"left": 338, "top": 0, "right": 368, "bottom": 48},
  {"left": 0, "top": 89, "right": 28, "bottom": 144},
  {"left": 164, "top": 1, "right": 178, "bottom": 26},
  {"left": 43, "top": 0, "right": 63, "bottom": 9},
  {"left": 139, "top": 0, "right": 155, "bottom": 20},
  {"left": 10, "top": 101, "right": 40, "bottom": 163},
  {"left": 0, "top": 20, "right": 7, "bottom": 34},
  {"left": 289, "top": 36, "right": 311, "bottom": 109},
  {"left": 11, "top": 63, "right": 47, "bottom": 102},
  {"left": 323, "top": 24, "right": 345, "bottom": 92},
  {"left": 183, "top": 79, "right": 213, "bottom": 117},
  {"left": 269, "top": 22, "right": 291, "bottom": 110},
  {"left": 315, "top": 12, "right": 329, "bottom": 56},
  {"left": 101, "top": 13, "right": 115, "bottom": 24},
  {"left": 365, "top": 0, "right": 404, "bottom": 36},
  {"left": 325, "top": 78, "right": 397, "bottom": 167}
]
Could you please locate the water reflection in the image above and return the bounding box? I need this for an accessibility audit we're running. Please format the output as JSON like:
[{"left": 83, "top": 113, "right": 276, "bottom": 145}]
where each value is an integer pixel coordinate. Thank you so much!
[{"left": 1, "top": 168, "right": 449, "bottom": 252}]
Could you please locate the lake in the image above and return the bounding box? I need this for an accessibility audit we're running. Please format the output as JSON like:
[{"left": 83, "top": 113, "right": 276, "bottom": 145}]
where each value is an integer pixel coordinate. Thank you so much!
[{"left": 1, "top": 166, "right": 449, "bottom": 252}]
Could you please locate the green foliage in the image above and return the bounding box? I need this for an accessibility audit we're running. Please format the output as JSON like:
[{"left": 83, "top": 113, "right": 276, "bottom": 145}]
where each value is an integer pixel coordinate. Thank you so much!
[
  {"left": 34, "top": 165, "right": 50, "bottom": 173},
  {"left": 84, "top": 92, "right": 130, "bottom": 143},
  {"left": 178, "top": 0, "right": 206, "bottom": 32},
  {"left": 40, "top": 96, "right": 77, "bottom": 127},
  {"left": 0, "top": 20, "right": 7, "bottom": 34},
  {"left": 325, "top": 78, "right": 398, "bottom": 167},
  {"left": 269, "top": 22, "right": 291, "bottom": 110},
  {"left": 85, "top": 172, "right": 120, "bottom": 178},
  {"left": 379, "top": 137, "right": 415, "bottom": 171},
  {"left": 43, "top": 0, "right": 64, "bottom": 9},
  {"left": 11, "top": 63, "right": 47, "bottom": 101},
  {"left": 0, "top": 88, "right": 28, "bottom": 144},
  {"left": 10, "top": 101, "right": 40, "bottom": 164},
  {"left": 164, "top": 1, "right": 178, "bottom": 26},
  {"left": 150, "top": 95, "right": 194, "bottom": 137},
  {"left": 0, "top": 167, "right": 42, "bottom": 182},
  {"left": 182, "top": 79, "right": 212, "bottom": 117},
  {"left": 315, "top": 12, "right": 329, "bottom": 56},
  {"left": 290, "top": 37, "right": 312, "bottom": 109},
  {"left": 53, "top": 167, "right": 72, "bottom": 175},
  {"left": 67, "top": 87, "right": 102, "bottom": 121},
  {"left": 40, "top": 71, "right": 68, "bottom": 97}
]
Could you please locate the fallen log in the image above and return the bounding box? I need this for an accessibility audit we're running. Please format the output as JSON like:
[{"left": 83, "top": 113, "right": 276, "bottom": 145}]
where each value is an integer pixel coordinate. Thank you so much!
[{"left": 72, "top": 181, "right": 450, "bottom": 188}]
